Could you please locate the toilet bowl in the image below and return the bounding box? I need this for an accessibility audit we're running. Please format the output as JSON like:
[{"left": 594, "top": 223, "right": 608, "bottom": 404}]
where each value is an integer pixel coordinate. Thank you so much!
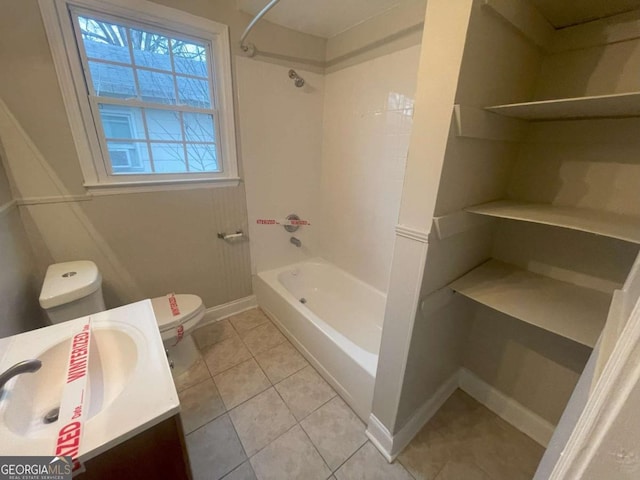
[
  {"left": 39, "top": 261, "right": 207, "bottom": 376},
  {"left": 151, "top": 294, "right": 206, "bottom": 376}
]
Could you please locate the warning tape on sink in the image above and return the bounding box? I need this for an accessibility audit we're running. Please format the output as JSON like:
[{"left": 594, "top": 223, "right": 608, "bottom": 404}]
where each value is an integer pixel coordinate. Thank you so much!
[{"left": 54, "top": 318, "right": 92, "bottom": 476}]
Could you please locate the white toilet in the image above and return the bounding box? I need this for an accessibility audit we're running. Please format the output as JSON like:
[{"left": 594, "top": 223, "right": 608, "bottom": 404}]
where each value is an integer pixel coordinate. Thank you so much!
[{"left": 38, "top": 260, "right": 206, "bottom": 376}]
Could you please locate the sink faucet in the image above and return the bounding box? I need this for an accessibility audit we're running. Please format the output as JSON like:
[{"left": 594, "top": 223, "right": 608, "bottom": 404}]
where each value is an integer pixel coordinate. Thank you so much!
[
  {"left": 0, "top": 359, "right": 42, "bottom": 393},
  {"left": 290, "top": 237, "right": 302, "bottom": 248}
]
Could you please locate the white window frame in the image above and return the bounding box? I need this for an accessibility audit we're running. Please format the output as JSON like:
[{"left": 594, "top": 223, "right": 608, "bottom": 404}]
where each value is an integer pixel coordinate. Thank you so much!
[{"left": 39, "top": 0, "right": 239, "bottom": 193}]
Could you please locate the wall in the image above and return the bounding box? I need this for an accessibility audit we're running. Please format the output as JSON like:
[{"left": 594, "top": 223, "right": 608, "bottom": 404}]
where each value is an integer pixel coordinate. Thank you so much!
[
  {"left": 236, "top": 57, "right": 324, "bottom": 274},
  {"left": 319, "top": 45, "right": 421, "bottom": 292},
  {"left": 0, "top": 147, "right": 44, "bottom": 337},
  {"left": 534, "top": 11, "right": 640, "bottom": 100},
  {"left": 0, "top": 0, "right": 326, "bottom": 311}
]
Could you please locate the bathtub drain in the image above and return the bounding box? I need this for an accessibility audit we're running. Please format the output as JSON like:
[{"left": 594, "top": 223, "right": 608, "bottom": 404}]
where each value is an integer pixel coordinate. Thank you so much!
[{"left": 299, "top": 298, "right": 307, "bottom": 304}]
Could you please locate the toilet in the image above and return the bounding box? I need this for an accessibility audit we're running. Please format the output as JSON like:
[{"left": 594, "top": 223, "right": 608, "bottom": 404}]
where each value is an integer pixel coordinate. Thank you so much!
[{"left": 38, "top": 260, "right": 206, "bottom": 376}]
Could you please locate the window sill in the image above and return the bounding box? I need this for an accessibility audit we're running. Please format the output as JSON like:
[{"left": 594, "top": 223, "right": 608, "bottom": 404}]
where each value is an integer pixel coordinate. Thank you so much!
[{"left": 84, "top": 177, "right": 241, "bottom": 196}]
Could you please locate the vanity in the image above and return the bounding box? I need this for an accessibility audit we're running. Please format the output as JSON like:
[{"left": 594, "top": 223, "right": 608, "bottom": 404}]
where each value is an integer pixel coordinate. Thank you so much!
[{"left": 0, "top": 300, "right": 192, "bottom": 479}]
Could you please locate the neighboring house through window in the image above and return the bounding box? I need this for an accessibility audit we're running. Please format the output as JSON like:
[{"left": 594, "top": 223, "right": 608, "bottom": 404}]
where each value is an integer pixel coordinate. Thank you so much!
[{"left": 39, "top": 0, "right": 238, "bottom": 192}]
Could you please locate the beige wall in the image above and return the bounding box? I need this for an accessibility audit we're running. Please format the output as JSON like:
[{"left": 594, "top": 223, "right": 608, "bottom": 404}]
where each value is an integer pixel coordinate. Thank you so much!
[
  {"left": 0, "top": 0, "right": 327, "bottom": 312},
  {"left": 0, "top": 151, "right": 44, "bottom": 337}
]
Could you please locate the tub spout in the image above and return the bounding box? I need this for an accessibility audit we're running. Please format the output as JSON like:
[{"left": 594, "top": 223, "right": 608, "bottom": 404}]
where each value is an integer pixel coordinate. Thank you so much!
[{"left": 290, "top": 237, "right": 302, "bottom": 248}]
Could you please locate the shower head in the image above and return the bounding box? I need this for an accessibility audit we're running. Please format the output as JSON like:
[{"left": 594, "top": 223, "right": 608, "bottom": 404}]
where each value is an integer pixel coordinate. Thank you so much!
[{"left": 288, "top": 69, "right": 305, "bottom": 88}]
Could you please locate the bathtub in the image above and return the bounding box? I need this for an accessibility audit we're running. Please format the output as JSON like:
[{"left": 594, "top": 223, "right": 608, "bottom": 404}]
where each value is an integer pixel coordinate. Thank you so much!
[{"left": 254, "top": 258, "right": 385, "bottom": 421}]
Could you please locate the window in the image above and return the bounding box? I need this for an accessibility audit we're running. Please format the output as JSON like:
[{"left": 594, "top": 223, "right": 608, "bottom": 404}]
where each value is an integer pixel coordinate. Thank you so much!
[{"left": 40, "top": 0, "right": 238, "bottom": 191}]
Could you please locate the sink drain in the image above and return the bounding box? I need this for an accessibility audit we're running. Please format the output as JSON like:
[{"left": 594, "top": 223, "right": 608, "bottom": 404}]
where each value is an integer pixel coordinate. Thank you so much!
[
  {"left": 299, "top": 298, "right": 307, "bottom": 304},
  {"left": 43, "top": 407, "right": 59, "bottom": 424}
]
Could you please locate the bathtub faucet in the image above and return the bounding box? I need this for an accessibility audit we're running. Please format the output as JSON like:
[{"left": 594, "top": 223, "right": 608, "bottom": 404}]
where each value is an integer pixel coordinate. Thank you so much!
[{"left": 290, "top": 237, "right": 302, "bottom": 248}]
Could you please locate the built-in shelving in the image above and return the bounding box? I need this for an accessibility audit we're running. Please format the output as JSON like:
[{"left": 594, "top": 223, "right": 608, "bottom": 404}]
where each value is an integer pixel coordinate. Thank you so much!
[
  {"left": 466, "top": 200, "right": 640, "bottom": 244},
  {"left": 450, "top": 260, "right": 612, "bottom": 347},
  {"left": 486, "top": 91, "right": 640, "bottom": 120}
]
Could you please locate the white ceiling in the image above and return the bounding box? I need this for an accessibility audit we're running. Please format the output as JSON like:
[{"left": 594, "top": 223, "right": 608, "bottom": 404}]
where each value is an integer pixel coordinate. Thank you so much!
[
  {"left": 237, "top": 0, "right": 404, "bottom": 38},
  {"left": 238, "top": 0, "right": 640, "bottom": 39},
  {"left": 530, "top": 0, "right": 640, "bottom": 28}
]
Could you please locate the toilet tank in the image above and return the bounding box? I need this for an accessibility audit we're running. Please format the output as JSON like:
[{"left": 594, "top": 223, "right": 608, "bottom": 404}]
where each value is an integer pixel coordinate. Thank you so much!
[{"left": 39, "top": 261, "right": 106, "bottom": 324}]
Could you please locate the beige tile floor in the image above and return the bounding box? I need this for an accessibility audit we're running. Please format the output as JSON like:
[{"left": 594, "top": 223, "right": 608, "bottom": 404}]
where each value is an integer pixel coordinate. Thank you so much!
[
  {"left": 399, "top": 390, "right": 545, "bottom": 480},
  {"left": 175, "top": 308, "right": 544, "bottom": 480}
]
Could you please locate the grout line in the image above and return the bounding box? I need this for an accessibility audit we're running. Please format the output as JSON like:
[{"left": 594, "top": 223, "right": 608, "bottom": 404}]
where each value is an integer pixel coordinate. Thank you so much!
[
  {"left": 331, "top": 441, "right": 369, "bottom": 475},
  {"left": 298, "top": 419, "right": 333, "bottom": 474},
  {"left": 175, "top": 374, "right": 212, "bottom": 396}
]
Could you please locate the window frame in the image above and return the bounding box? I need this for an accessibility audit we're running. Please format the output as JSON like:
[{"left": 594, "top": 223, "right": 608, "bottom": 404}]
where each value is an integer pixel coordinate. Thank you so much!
[{"left": 39, "top": 0, "right": 239, "bottom": 193}]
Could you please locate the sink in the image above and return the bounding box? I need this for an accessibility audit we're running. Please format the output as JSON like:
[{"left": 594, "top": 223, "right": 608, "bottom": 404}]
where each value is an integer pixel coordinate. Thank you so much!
[
  {"left": 0, "top": 300, "right": 179, "bottom": 461},
  {"left": 3, "top": 326, "right": 137, "bottom": 438}
]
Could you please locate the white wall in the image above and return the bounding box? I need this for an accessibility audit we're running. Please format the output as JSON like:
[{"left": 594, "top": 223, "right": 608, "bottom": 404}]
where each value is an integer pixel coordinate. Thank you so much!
[
  {"left": 237, "top": 57, "right": 325, "bottom": 274},
  {"left": 319, "top": 45, "right": 421, "bottom": 293}
]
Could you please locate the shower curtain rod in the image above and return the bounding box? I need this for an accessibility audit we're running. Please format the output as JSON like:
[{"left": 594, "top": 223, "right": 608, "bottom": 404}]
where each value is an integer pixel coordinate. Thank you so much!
[{"left": 240, "top": 0, "right": 282, "bottom": 57}]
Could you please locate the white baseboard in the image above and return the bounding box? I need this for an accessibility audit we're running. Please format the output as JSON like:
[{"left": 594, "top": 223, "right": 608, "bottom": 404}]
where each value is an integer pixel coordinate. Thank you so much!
[
  {"left": 199, "top": 295, "right": 257, "bottom": 327},
  {"left": 459, "top": 368, "right": 555, "bottom": 447},
  {"left": 366, "top": 371, "right": 459, "bottom": 462},
  {"left": 366, "top": 415, "right": 394, "bottom": 463}
]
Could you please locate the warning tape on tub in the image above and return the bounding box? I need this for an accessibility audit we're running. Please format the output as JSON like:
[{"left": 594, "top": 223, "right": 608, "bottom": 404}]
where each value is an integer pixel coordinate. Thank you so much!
[
  {"left": 257, "top": 218, "right": 311, "bottom": 226},
  {"left": 54, "top": 318, "right": 92, "bottom": 476}
]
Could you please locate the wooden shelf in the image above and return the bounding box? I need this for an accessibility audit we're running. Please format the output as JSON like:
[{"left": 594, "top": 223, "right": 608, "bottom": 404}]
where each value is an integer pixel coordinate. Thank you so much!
[
  {"left": 486, "top": 92, "right": 640, "bottom": 120},
  {"left": 466, "top": 200, "right": 640, "bottom": 244},
  {"left": 450, "top": 260, "right": 612, "bottom": 347}
]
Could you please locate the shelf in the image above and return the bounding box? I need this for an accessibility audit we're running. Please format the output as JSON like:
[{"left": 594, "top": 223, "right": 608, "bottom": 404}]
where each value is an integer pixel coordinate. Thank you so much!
[
  {"left": 450, "top": 260, "right": 612, "bottom": 347},
  {"left": 466, "top": 200, "right": 640, "bottom": 244},
  {"left": 486, "top": 91, "right": 640, "bottom": 120}
]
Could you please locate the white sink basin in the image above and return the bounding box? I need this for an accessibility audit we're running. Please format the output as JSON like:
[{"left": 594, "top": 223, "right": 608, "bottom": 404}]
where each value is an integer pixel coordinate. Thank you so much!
[
  {"left": 3, "top": 326, "right": 137, "bottom": 438},
  {"left": 0, "top": 300, "right": 179, "bottom": 461}
]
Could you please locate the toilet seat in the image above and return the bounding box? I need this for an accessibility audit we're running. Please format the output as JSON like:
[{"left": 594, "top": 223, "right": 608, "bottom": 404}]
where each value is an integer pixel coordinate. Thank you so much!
[{"left": 150, "top": 294, "right": 205, "bottom": 342}]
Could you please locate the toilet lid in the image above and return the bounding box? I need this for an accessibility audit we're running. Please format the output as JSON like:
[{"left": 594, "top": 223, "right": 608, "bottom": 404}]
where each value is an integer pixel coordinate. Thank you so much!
[{"left": 151, "top": 294, "right": 204, "bottom": 330}]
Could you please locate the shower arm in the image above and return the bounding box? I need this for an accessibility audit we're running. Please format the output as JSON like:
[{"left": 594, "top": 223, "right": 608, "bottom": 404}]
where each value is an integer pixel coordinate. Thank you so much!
[{"left": 240, "top": 0, "right": 282, "bottom": 57}]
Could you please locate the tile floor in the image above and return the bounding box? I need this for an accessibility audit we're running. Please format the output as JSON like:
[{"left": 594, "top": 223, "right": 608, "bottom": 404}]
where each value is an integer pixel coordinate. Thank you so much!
[
  {"left": 174, "top": 308, "right": 544, "bottom": 480},
  {"left": 399, "top": 390, "right": 545, "bottom": 480}
]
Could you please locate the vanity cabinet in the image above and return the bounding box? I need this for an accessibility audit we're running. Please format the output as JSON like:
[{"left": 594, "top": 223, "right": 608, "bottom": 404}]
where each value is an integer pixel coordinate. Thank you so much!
[{"left": 77, "top": 414, "right": 192, "bottom": 480}]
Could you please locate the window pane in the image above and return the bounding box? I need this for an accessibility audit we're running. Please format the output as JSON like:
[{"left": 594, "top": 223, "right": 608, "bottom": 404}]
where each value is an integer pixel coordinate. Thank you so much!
[
  {"left": 78, "top": 16, "right": 131, "bottom": 64},
  {"left": 183, "top": 113, "right": 215, "bottom": 142},
  {"left": 89, "top": 62, "right": 136, "bottom": 98},
  {"left": 187, "top": 144, "right": 218, "bottom": 172},
  {"left": 131, "top": 29, "right": 171, "bottom": 71},
  {"left": 107, "top": 141, "right": 151, "bottom": 174},
  {"left": 98, "top": 105, "right": 144, "bottom": 139},
  {"left": 172, "top": 40, "right": 208, "bottom": 78},
  {"left": 138, "top": 70, "right": 176, "bottom": 104},
  {"left": 151, "top": 143, "right": 187, "bottom": 173},
  {"left": 177, "top": 76, "right": 211, "bottom": 108},
  {"left": 145, "top": 109, "right": 183, "bottom": 141}
]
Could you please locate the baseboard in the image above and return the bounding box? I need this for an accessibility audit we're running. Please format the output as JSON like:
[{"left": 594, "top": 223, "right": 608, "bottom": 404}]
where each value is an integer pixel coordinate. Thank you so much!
[
  {"left": 365, "top": 415, "right": 394, "bottom": 463},
  {"left": 458, "top": 368, "right": 555, "bottom": 447},
  {"left": 366, "top": 371, "right": 459, "bottom": 462},
  {"left": 199, "top": 295, "right": 257, "bottom": 327}
]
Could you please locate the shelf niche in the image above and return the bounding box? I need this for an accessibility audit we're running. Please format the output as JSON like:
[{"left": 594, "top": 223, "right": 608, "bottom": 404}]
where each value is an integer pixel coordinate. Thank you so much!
[
  {"left": 450, "top": 259, "right": 612, "bottom": 348},
  {"left": 466, "top": 200, "right": 640, "bottom": 245}
]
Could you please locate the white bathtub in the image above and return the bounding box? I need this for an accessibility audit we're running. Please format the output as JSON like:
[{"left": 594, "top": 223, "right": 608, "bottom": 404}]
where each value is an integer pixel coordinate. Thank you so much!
[{"left": 254, "top": 258, "right": 385, "bottom": 421}]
